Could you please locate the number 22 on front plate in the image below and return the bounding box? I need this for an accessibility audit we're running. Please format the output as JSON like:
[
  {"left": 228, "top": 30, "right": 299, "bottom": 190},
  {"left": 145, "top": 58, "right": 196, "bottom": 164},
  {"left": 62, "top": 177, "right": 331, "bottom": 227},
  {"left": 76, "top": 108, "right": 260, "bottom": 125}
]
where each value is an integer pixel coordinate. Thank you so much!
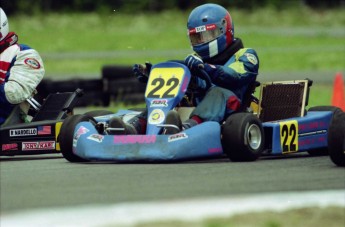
[{"left": 145, "top": 67, "right": 184, "bottom": 99}]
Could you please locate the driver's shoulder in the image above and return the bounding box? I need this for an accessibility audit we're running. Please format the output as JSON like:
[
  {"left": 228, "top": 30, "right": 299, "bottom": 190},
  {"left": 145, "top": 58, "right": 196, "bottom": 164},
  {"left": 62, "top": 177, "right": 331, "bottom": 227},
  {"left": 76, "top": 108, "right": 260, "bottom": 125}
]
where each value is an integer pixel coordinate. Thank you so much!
[{"left": 235, "top": 47, "right": 258, "bottom": 57}]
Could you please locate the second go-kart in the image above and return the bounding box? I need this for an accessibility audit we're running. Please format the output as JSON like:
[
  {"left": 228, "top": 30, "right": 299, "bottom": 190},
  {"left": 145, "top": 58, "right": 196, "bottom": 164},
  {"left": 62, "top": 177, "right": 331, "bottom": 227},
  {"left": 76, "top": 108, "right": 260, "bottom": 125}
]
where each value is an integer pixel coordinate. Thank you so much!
[
  {"left": 59, "top": 61, "right": 345, "bottom": 163},
  {"left": 0, "top": 89, "right": 83, "bottom": 156}
]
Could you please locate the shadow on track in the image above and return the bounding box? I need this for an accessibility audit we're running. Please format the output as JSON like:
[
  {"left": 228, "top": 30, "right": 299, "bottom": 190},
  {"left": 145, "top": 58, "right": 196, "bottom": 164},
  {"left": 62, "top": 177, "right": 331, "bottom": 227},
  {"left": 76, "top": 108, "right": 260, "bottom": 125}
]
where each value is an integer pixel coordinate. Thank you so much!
[{"left": 0, "top": 154, "right": 63, "bottom": 162}]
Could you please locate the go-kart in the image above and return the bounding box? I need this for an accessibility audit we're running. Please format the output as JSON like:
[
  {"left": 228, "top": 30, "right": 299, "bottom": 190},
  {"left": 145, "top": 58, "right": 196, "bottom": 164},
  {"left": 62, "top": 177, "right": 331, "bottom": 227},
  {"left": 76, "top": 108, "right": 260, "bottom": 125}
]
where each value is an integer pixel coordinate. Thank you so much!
[
  {"left": 0, "top": 89, "right": 83, "bottom": 156},
  {"left": 58, "top": 61, "right": 345, "bottom": 164}
]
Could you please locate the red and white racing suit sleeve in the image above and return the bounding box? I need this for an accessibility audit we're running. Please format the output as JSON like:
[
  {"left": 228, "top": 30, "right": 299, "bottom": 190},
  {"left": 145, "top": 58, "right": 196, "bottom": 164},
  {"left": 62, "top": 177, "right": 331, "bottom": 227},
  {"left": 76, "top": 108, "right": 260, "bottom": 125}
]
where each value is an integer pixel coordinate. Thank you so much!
[{"left": 4, "top": 47, "right": 45, "bottom": 104}]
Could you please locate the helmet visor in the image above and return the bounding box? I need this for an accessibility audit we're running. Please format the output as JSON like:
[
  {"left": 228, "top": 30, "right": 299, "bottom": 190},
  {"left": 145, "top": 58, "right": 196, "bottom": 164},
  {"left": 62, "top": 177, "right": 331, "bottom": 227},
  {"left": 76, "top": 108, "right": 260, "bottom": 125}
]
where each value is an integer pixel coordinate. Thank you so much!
[{"left": 188, "top": 24, "right": 222, "bottom": 46}]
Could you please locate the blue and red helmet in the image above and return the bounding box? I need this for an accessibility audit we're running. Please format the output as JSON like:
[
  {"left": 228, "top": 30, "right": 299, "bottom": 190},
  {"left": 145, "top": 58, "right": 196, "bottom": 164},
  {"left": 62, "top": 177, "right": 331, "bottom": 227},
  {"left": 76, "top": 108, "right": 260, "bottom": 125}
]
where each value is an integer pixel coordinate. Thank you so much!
[{"left": 187, "top": 4, "right": 234, "bottom": 59}]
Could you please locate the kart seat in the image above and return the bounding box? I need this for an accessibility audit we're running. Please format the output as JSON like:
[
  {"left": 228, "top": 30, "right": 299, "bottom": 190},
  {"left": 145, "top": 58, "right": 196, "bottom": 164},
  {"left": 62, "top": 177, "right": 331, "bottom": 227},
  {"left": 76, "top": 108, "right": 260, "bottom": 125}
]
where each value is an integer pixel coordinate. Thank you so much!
[
  {"left": 0, "top": 105, "right": 26, "bottom": 128},
  {"left": 31, "top": 89, "right": 83, "bottom": 122},
  {"left": 238, "top": 80, "right": 260, "bottom": 112}
]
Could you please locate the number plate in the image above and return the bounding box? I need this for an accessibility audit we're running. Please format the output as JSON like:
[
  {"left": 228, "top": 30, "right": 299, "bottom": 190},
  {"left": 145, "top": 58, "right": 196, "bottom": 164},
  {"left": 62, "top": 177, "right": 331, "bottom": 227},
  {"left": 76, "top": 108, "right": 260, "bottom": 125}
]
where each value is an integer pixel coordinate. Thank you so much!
[
  {"left": 145, "top": 67, "right": 184, "bottom": 99},
  {"left": 280, "top": 120, "right": 298, "bottom": 153}
]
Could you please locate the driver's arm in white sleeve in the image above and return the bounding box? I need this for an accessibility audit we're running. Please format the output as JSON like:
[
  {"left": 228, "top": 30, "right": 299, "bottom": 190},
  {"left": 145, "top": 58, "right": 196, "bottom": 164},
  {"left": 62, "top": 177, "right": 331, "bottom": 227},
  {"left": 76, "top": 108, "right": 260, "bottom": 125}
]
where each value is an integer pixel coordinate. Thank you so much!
[{"left": 4, "top": 48, "right": 44, "bottom": 104}]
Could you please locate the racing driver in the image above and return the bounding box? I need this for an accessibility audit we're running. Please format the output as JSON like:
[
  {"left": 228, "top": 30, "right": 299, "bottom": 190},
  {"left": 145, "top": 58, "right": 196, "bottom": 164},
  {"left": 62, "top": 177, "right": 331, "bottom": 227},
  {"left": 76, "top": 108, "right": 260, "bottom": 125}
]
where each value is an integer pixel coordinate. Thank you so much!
[
  {"left": 109, "top": 3, "right": 259, "bottom": 134},
  {"left": 0, "top": 8, "right": 45, "bottom": 127}
]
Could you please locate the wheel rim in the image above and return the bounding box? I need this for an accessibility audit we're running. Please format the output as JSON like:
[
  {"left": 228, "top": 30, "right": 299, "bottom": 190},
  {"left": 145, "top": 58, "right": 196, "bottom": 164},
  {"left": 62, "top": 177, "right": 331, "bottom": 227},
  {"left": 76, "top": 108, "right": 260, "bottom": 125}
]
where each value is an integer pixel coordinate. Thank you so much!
[{"left": 246, "top": 124, "right": 262, "bottom": 150}]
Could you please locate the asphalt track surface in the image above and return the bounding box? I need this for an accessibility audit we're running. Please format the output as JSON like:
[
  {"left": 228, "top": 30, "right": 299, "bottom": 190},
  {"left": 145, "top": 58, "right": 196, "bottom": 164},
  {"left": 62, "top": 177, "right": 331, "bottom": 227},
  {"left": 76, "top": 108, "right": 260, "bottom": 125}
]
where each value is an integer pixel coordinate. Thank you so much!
[{"left": 1, "top": 153, "right": 344, "bottom": 215}]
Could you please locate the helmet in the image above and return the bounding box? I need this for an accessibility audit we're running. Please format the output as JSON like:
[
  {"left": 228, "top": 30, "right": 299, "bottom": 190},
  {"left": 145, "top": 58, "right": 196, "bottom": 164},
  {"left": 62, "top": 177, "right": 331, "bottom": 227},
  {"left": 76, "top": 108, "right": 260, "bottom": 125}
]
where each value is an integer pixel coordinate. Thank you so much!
[
  {"left": 0, "top": 8, "right": 9, "bottom": 41},
  {"left": 187, "top": 4, "right": 234, "bottom": 59}
]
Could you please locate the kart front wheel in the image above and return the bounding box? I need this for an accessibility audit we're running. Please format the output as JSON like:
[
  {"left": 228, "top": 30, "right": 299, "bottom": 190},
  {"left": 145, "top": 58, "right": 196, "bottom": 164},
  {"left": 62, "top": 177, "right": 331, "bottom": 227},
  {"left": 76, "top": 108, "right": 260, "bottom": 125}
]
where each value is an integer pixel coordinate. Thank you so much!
[
  {"left": 328, "top": 111, "right": 345, "bottom": 167},
  {"left": 59, "top": 114, "right": 96, "bottom": 162},
  {"left": 222, "top": 113, "right": 265, "bottom": 161},
  {"left": 307, "top": 106, "right": 343, "bottom": 156}
]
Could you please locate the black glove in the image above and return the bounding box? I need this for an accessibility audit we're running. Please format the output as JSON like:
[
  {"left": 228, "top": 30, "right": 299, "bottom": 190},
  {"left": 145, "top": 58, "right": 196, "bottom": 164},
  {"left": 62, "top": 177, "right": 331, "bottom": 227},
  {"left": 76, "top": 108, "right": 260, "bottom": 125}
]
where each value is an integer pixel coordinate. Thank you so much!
[{"left": 133, "top": 62, "right": 152, "bottom": 83}]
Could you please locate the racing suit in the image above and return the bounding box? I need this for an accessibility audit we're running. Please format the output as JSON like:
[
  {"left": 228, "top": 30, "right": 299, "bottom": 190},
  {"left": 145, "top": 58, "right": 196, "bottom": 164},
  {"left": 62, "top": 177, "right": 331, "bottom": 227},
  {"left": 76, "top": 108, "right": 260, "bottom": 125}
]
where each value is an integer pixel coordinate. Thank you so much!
[
  {"left": 0, "top": 32, "right": 45, "bottom": 126},
  {"left": 190, "top": 38, "right": 259, "bottom": 122}
]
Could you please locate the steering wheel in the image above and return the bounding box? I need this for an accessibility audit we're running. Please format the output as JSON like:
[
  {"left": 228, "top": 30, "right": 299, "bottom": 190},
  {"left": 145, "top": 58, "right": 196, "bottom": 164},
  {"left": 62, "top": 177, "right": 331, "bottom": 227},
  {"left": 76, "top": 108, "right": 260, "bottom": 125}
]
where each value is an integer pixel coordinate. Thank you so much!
[
  {"left": 167, "top": 60, "right": 213, "bottom": 107},
  {"left": 195, "top": 64, "right": 212, "bottom": 91},
  {"left": 168, "top": 60, "right": 212, "bottom": 91}
]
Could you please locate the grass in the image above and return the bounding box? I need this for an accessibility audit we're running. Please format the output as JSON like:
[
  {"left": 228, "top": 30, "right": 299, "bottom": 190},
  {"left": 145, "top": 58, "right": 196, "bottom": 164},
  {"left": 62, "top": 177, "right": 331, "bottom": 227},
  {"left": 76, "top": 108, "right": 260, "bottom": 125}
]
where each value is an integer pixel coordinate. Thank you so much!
[
  {"left": 308, "top": 84, "right": 333, "bottom": 107},
  {"left": 135, "top": 206, "right": 344, "bottom": 227},
  {"left": 9, "top": 7, "right": 344, "bottom": 106},
  {"left": 10, "top": 7, "right": 345, "bottom": 73}
]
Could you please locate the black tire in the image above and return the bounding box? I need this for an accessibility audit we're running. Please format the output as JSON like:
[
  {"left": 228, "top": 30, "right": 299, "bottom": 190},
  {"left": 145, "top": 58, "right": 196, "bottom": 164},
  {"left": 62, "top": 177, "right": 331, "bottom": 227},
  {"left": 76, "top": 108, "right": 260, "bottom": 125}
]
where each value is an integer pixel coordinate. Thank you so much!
[
  {"left": 123, "top": 93, "right": 145, "bottom": 104},
  {"left": 328, "top": 111, "right": 345, "bottom": 167},
  {"left": 83, "top": 110, "right": 114, "bottom": 118},
  {"left": 102, "top": 65, "right": 133, "bottom": 80},
  {"left": 102, "top": 65, "right": 146, "bottom": 100},
  {"left": 222, "top": 113, "right": 265, "bottom": 161},
  {"left": 307, "top": 106, "right": 343, "bottom": 156},
  {"left": 59, "top": 114, "right": 96, "bottom": 162}
]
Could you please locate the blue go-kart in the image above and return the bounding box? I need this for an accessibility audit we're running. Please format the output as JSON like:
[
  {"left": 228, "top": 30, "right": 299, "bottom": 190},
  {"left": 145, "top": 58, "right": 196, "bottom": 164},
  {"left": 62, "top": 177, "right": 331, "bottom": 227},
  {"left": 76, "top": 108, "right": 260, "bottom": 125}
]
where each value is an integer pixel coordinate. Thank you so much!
[{"left": 58, "top": 61, "right": 345, "bottom": 165}]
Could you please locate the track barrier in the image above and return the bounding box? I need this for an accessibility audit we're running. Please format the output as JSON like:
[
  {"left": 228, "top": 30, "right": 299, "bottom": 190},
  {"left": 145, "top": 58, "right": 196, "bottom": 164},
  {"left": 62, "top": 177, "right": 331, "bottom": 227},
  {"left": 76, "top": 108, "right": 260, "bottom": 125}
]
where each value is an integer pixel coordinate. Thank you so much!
[
  {"left": 36, "top": 65, "right": 145, "bottom": 107},
  {"left": 37, "top": 67, "right": 344, "bottom": 109}
]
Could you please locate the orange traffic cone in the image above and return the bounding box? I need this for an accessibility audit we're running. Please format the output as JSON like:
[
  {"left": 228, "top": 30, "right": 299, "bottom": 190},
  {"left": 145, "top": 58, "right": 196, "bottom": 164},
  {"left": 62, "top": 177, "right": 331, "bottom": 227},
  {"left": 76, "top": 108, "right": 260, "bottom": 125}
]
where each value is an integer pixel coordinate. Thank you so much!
[{"left": 331, "top": 72, "right": 345, "bottom": 111}]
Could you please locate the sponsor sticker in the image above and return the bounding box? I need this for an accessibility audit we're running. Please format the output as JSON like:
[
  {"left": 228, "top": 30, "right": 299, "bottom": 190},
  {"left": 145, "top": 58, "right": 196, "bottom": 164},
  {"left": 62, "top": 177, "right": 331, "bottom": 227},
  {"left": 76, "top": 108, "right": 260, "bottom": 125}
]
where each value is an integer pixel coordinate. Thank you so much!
[
  {"left": 74, "top": 126, "right": 89, "bottom": 140},
  {"left": 168, "top": 133, "right": 188, "bottom": 142},
  {"left": 10, "top": 128, "right": 37, "bottom": 137},
  {"left": 87, "top": 134, "right": 104, "bottom": 143},
  {"left": 2, "top": 20, "right": 8, "bottom": 27},
  {"left": 195, "top": 25, "right": 206, "bottom": 33},
  {"left": 150, "top": 99, "right": 168, "bottom": 107},
  {"left": 244, "top": 53, "right": 258, "bottom": 65},
  {"left": 114, "top": 135, "right": 156, "bottom": 144},
  {"left": 148, "top": 109, "right": 165, "bottom": 125},
  {"left": 24, "top": 58, "right": 41, "bottom": 69},
  {"left": 73, "top": 126, "right": 89, "bottom": 147},
  {"left": 2, "top": 143, "right": 18, "bottom": 151},
  {"left": 22, "top": 141, "right": 55, "bottom": 151},
  {"left": 37, "top": 125, "right": 51, "bottom": 135},
  {"left": 189, "top": 24, "right": 216, "bottom": 34}
]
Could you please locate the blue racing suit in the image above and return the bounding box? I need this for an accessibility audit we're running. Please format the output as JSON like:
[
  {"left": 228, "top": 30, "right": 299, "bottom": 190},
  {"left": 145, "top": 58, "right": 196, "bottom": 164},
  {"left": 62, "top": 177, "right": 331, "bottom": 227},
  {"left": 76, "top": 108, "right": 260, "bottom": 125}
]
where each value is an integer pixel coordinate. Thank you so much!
[{"left": 190, "top": 39, "right": 259, "bottom": 122}]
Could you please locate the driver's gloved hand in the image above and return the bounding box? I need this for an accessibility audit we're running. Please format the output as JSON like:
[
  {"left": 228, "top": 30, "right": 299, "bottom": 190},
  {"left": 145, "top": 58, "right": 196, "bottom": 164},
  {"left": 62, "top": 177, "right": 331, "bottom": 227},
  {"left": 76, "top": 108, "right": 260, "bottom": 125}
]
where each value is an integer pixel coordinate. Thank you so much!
[
  {"left": 203, "top": 63, "right": 220, "bottom": 80},
  {"left": 185, "top": 53, "right": 204, "bottom": 71},
  {"left": 133, "top": 62, "right": 152, "bottom": 83},
  {"left": 185, "top": 53, "right": 219, "bottom": 81}
]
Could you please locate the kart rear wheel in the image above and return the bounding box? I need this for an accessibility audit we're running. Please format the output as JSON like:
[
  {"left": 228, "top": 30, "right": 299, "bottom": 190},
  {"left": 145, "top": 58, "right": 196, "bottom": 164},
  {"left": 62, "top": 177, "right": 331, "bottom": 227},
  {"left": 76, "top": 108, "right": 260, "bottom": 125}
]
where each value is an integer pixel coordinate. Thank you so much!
[
  {"left": 222, "top": 113, "right": 264, "bottom": 162},
  {"left": 307, "top": 106, "right": 343, "bottom": 156},
  {"left": 328, "top": 111, "right": 345, "bottom": 166},
  {"left": 59, "top": 114, "right": 96, "bottom": 162}
]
